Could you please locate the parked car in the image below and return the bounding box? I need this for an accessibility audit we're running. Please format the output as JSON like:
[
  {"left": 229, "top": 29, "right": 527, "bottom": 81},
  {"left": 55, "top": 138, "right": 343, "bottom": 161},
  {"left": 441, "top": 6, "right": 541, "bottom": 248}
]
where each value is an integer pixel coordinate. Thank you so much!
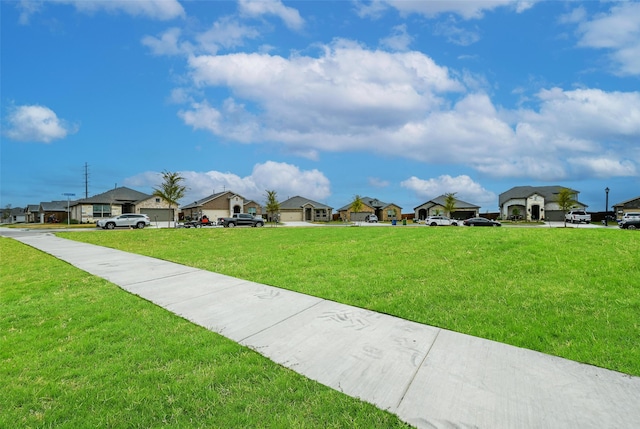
[
  {"left": 565, "top": 209, "right": 591, "bottom": 224},
  {"left": 365, "top": 214, "right": 378, "bottom": 223},
  {"left": 619, "top": 218, "right": 640, "bottom": 230},
  {"left": 622, "top": 212, "right": 640, "bottom": 222},
  {"left": 425, "top": 215, "right": 458, "bottom": 226},
  {"left": 463, "top": 217, "right": 501, "bottom": 227},
  {"left": 97, "top": 214, "right": 151, "bottom": 229}
]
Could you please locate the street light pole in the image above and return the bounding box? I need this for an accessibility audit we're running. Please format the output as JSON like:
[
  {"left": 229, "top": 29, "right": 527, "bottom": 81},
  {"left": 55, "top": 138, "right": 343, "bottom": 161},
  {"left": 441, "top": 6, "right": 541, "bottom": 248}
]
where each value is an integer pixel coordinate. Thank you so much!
[
  {"left": 63, "top": 193, "right": 76, "bottom": 225},
  {"left": 605, "top": 187, "right": 610, "bottom": 225}
]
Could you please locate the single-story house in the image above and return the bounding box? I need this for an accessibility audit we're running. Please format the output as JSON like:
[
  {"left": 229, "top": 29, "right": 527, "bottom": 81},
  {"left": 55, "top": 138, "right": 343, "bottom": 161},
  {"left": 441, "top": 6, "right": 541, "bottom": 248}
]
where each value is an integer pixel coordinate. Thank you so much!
[
  {"left": 337, "top": 197, "right": 401, "bottom": 222},
  {"left": 40, "top": 200, "right": 71, "bottom": 223},
  {"left": 612, "top": 196, "right": 640, "bottom": 220},
  {"left": 414, "top": 195, "right": 479, "bottom": 221},
  {"left": 278, "top": 196, "right": 333, "bottom": 222},
  {"left": 25, "top": 204, "right": 40, "bottom": 223},
  {"left": 69, "top": 186, "right": 173, "bottom": 223},
  {"left": 2, "top": 207, "right": 27, "bottom": 224},
  {"left": 499, "top": 186, "right": 587, "bottom": 222},
  {"left": 180, "top": 191, "right": 262, "bottom": 221}
]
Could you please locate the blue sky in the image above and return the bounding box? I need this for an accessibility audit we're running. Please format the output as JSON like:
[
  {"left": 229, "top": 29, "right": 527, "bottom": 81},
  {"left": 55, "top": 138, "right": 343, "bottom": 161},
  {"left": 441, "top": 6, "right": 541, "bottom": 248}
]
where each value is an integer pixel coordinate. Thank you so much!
[{"left": 2, "top": 0, "right": 639, "bottom": 213}]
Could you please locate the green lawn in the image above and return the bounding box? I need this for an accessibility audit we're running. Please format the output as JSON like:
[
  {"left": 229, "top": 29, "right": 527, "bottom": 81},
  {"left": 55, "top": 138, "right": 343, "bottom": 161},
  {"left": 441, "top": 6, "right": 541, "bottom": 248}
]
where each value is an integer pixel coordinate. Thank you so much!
[
  {"left": 1, "top": 238, "right": 410, "bottom": 428},
  {"left": 56, "top": 226, "right": 640, "bottom": 377}
]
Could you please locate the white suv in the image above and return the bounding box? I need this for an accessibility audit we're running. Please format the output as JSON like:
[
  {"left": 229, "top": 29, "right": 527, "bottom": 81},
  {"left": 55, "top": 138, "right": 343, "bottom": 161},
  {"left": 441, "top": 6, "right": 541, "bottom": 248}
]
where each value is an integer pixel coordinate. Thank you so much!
[
  {"left": 97, "top": 214, "right": 151, "bottom": 229},
  {"left": 622, "top": 212, "right": 640, "bottom": 221}
]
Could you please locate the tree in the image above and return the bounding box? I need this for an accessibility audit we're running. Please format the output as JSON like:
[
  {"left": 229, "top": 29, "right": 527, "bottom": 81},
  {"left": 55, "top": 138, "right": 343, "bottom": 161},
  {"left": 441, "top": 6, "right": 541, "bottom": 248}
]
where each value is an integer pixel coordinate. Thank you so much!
[
  {"left": 350, "top": 195, "right": 363, "bottom": 224},
  {"left": 557, "top": 187, "right": 576, "bottom": 227},
  {"left": 265, "top": 190, "right": 280, "bottom": 226},
  {"left": 2, "top": 204, "right": 11, "bottom": 223},
  {"left": 444, "top": 193, "right": 457, "bottom": 218},
  {"left": 512, "top": 207, "right": 521, "bottom": 222},
  {"left": 153, "top": 171, "right": 186, "bottom": 228}
]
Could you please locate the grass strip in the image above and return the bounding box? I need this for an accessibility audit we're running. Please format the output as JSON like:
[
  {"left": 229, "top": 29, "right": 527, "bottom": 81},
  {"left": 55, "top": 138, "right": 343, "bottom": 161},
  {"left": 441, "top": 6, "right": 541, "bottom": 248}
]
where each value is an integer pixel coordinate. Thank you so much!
[
  {"left": 57, "top": 226, "right": 640, "bottom": 377},
  {"left": 1, "top": 237, "right": 409, "bottom": 428}
]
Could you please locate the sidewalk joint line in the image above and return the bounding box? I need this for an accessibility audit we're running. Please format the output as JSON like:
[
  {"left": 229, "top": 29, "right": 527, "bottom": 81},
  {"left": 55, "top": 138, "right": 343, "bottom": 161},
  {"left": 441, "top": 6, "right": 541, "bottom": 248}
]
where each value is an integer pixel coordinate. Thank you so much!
[{"left": 394, "top": 328, "right": 441, "bottom": 411}]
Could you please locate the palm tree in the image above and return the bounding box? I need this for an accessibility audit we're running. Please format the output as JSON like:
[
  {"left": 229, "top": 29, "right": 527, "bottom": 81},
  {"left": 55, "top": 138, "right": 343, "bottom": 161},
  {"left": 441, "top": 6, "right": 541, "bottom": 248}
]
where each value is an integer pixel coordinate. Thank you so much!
[
  {"left": 265, "top": 190, "right": 280, "bottom": 226},
  {"left": 350, "top": 195, "right": 363, "bottom": 224},
  {"left": 444, "top": 193, "right": 457, "bottom": 218},
  {"left": 557, "top": 188, "right": 576, "bottom": 227},
  {"left": 153, "top": 171, "right": 186, "bottom": 228}
]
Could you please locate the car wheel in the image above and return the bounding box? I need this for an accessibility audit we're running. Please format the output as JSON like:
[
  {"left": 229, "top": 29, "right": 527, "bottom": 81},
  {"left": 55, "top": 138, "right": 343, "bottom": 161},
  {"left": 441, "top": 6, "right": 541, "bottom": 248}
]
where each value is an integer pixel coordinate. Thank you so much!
[
  {"left": 256, "top": 222, "right": 264, "bottom": 227},
  {"left": 228, "top": 222, "right": 236, "bottom": 227},
  {"left": 492, "top": 224, "right": 498, "bottom": 227},
  {"left": 430, "top": 222, "right": 438, "bottom": 227},
  {"left": 629, "top": 225, "right": 637, "bottom": 230},
  {"left": 469, "top": 223, "right": 474, "bottom": 227},
  {"left": 106, "top": 222, "right": 115, "bottom": 230},
  {"left": 196, "top": 224, "right": 202, "bottom": 228},
  {"left": 136, "top": 222, "right": 145, "bottom": 229},
  {"left": 452, "top": 222, "right": 458, "bottom": 226}
]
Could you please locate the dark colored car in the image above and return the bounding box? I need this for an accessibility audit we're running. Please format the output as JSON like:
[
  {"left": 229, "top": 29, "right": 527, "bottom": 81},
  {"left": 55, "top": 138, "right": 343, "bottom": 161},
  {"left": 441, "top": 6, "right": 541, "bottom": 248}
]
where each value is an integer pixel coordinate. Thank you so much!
[
  {"left": 463, "top": 217, "right": 501, "bottom": 227},
  {"left": 619, "top": 219, "right": 640, "bottom": 230}
]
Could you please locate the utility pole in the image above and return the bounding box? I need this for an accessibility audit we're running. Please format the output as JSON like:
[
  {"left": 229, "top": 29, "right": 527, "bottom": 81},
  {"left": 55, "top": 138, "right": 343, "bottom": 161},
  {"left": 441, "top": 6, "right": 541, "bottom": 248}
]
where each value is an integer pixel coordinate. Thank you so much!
[{"left": 84, "top": 162, "right": 90, "bottom": 198}]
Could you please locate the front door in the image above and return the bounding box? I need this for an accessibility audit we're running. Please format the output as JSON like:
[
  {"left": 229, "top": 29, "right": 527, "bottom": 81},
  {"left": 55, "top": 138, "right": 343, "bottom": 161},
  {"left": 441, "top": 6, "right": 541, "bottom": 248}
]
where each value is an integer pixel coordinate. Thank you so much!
[{"left": 531, "top": 205, "right": 540, "bottom": 221}]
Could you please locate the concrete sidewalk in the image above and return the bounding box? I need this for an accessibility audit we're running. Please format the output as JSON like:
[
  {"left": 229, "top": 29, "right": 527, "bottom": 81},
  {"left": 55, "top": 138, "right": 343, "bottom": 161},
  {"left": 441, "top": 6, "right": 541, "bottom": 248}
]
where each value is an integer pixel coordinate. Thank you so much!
[{"left": 9, "top": 232, "right": 640, "bottom": 429}]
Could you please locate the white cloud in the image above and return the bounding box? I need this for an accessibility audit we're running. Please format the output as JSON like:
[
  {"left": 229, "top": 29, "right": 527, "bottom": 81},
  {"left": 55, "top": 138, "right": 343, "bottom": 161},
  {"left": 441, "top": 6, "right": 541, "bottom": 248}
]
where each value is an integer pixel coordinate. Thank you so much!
[
  {"left": 18, "top": 0, "right": 185, "bottom": 22},
  {"left": 125, "top": 161, "right": 330, "bottom": 205},
  {"left": 379, "top": 24, "right": 413, "bottom": 51},
  {"left": 401, "top": 175, "right": 497, "bottom": 209},
  {"left": 238, "top": 0, "right": 304, "bottom": 31},
  {"left": 142, "top": 27, "right": 190, "bottom": 56},
  {"left": 365, "top": 0, "right": 536, "bottom": 20},
  {"left": 568, "top": 157, "right": 637, "bottom": 179},
  {"left": 433, "top": 17, "right": 481, "bottom": 46},
  {"left": 4, "top": 105, "right": 77, "bottom": 143},
  {"left": 195, "top": 17, "right": 261, "bottom": 54},
  {"left": 573, "top": 2, "right": 640, "bottom": 76},
  {"left": 176, "top": 40, "right": 638, "bottom": 183}
]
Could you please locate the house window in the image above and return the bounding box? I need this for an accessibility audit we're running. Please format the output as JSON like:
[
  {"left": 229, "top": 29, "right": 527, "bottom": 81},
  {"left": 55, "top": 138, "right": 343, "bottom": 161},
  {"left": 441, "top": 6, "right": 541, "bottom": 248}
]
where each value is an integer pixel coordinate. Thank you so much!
[
  {"left": 155, "top": 198, "right": 161, "bottom": 203},
  {"left": 387, "top": 209, "right": 396, "bottom": 218},
  {"left": 247, "top": 207, "right": 257, "bottom": 215},
  {"left": 93, "top": 204, "right": 111, "bottom": 218}
]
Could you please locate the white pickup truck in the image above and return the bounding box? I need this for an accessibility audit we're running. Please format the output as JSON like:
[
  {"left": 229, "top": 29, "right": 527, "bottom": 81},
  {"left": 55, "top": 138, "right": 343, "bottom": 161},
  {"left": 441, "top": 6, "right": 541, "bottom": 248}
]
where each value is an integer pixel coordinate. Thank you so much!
[{"left": 565, "top": 210, "right": 591, "bottom": 224}]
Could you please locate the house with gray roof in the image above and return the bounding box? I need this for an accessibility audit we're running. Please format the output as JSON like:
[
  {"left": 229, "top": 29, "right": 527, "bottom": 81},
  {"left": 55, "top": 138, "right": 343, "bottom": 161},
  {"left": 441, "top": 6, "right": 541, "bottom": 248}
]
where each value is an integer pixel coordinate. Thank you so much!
[
  {"left": 40, "top": 200, "right": 72, "bottom": 223},
  {"left": 499, "top": 186, "right": 587, "bottom": 221},
  {"left": 413, "top": 195, "right": 479, "bottom": 221},
  {"left": 612, "top": 195, "right": 640, "bottom": 220},
  {"left": 69, "top": 186, "right": 172, "bottom": 223},
  {"left": 337, "top": 197, "right": 401, "bottom": 222},
  {"left": 25, "top": 204, "right": 41, "bottom": 223},
  {"left": 278, "top": 196, "right": 333, "bottom": 222},
  {"left": 180, "top": 191, "right": 262, "bottom": 221}
]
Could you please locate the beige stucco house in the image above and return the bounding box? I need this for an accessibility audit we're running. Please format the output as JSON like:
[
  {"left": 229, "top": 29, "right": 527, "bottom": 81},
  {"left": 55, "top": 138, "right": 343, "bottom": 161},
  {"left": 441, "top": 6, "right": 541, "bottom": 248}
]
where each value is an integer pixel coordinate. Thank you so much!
[
  {"left": 499, "top": 186, "right": 586, "bottom": 221},
  {"left": 337, "top": 197, "right": 401, "bottom": 222},
  {"left": 277, "top": 196, "right": 333, "bottom": 222},
  {"left": 69, "top": 186, "right": 173, "bottom": 223},
  {"left": 180, "top": 191, "right": 262, "bottom": 221},
  {"left": 414, "top": 195, "right": 479, "bottom": 221}
]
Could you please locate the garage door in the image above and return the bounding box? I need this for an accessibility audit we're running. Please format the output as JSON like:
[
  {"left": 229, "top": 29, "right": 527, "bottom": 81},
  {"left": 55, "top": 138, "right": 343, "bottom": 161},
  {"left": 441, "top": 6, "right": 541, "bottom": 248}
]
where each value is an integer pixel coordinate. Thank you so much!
[
  {"left": 140, "top": 208, "right": 174, "bottom": 222},
  {"left": 279, "top": 211, "right": 303, "bottom": 222}
]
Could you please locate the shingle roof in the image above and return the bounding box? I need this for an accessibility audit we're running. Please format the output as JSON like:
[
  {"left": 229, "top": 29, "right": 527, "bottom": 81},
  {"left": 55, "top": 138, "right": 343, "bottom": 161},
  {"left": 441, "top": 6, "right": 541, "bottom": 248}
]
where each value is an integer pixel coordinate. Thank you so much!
[
  {"left": 498, "top": 186, "right": 578, "bottom": 207},
  {"left": 76, "top": 186, "right": 151, "bottom": 204},
  {"left": 40, "top": 200, "right": 70, "bottom": 211},
  {"left": 279, "top": 196, "right": 332, "bottom": 210},
  {"left": 180, "top": 191, "right": 253, "bottom": 209},
  {"left": 414, "top": 195, "right": 480, "bottom": 210},
  {"left": 337, "top": 196, "right": 400, "bottom": 211}
]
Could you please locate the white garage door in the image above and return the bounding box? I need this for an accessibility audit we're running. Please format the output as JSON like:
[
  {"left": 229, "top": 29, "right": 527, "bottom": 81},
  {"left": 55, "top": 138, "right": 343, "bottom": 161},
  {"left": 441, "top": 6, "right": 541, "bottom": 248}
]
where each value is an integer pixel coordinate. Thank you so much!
[{"left": 279, "top": 211, "right": 303, "bottom": 222}]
